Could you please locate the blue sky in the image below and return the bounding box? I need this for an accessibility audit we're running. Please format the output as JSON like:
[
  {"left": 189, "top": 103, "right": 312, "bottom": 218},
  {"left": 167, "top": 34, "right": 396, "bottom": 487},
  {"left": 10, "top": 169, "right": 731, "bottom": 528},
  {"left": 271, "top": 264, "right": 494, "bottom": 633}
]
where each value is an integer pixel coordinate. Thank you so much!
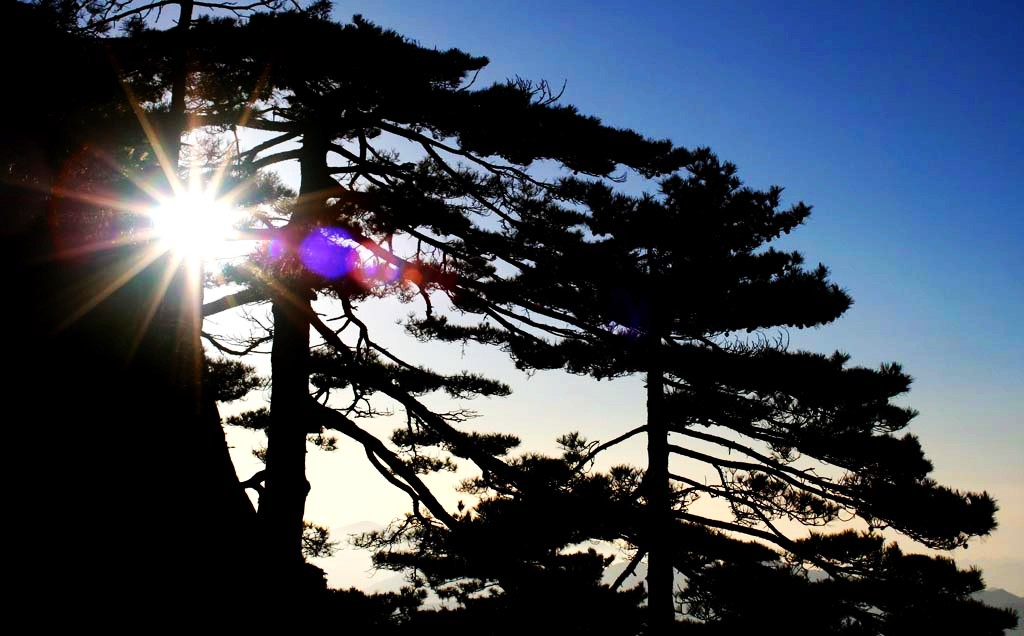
[
  {"left": 218, "top": 1, "right": 1022, "bottom": 592},
  {"left": 338, "top": 0, "right": 1022, "bottom": 381}
]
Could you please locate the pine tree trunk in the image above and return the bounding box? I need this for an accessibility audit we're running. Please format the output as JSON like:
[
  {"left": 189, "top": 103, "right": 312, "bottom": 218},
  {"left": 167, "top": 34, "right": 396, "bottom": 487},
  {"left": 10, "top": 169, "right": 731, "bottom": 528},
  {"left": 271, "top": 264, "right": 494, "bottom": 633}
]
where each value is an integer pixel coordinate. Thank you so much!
[
  {"left": 169, "top": 0, "right": 193, "bottom": 167},
  {"left": 258, "top": 132, "right": 331, "bottom": 592},
  {"left": 157, "top": 0, "right": 258, "bottom": 568},
  {"left": 646, "top": 338, "right": 675, "bottom": 633},
  {"left": 260, "top": 295, "right": 312, "bottom": 584},
  {"left": 142, "top": 0, "right": 261, "bottom": 598},
  {"left": 162, "top": 0, "right": 255, "bottom": 544},
  {"left": 159, "top": 0, "right": 198, "bottom": 408}
]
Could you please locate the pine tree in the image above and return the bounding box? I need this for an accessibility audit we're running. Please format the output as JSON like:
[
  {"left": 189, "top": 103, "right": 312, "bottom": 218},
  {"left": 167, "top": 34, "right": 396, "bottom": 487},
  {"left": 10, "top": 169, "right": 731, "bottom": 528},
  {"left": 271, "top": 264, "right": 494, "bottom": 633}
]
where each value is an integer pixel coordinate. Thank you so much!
[
  {"left": 361, "top": 431, "right": 1017, "bottom": 634},
  {"left": 171, "top": 10, "right": 1013, "bottom": 630},
  {"left": 407, "top": 149, "right": 1015, "bottom": 633},
  {"left": 177, "top": 6, "right": 689, "bottom": 593}
]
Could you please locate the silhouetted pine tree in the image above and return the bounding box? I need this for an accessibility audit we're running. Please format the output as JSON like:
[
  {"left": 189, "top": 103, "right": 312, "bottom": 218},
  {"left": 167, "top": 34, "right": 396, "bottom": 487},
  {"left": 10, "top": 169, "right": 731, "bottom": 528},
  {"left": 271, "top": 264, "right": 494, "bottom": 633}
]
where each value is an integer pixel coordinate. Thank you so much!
[
  {"left": 358, "top": 443, "right": 648, "bottom": 635},
  {"left": 405, "top": 149, "right": 1015, "bottom": 633},
  {"left": 171, "top": 10, "right": 1014, "bottom": 631},
  {"left": 362, "top": 436, "right": 1017, "bottom": 635},
  {"left": 170, "top": 5, "right": 688, "bottom": 595}
]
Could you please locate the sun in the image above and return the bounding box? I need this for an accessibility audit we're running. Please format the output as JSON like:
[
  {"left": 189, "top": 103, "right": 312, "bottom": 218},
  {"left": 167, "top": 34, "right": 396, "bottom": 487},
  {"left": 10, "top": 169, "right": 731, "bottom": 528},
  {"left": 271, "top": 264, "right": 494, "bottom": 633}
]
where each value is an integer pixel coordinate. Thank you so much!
[{"left": 148, "top": 186, "right": 241, "bottom": 262}]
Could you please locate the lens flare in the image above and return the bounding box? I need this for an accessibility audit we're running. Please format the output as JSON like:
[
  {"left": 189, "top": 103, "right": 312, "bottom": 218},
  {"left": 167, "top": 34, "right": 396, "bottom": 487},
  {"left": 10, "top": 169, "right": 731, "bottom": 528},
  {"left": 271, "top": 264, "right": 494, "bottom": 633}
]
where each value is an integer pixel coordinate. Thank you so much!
[{"left": 299, "top": 227, "right": 359, "bottom": 279}]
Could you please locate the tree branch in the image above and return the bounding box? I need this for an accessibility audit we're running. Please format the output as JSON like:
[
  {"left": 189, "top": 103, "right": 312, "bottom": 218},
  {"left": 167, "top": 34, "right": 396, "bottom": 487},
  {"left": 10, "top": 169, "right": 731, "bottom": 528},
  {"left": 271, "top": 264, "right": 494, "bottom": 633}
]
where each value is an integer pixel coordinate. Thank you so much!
[
  {"left": 304, "top": 310, "right": 517, "bottom": 484},
  {"left": 611, "top": 548, "right": 647, "bottom": 592},
  {"left": 667, "top": 443, "right": 855, "bottom": 507},
  {"left": 201, "top": 330, "right": 272, "bottom": 355},
  {"left": 202, "top": 287, "right": 268, "bottom": 317},
  {"left": 310, "top": 400, "right": 457, "bottom": 527},
  {"left": 573, "top": 425, "right": 647, "bottom": 471},
  {"left": 378, "top": 121, "right": 548, "bottom": 189},
  {"left": 249, "top": 147, "right": 302, "bottom": 170},
  {"left": 240, "top": 469, "right": 266, "bottom": 496},
  {"left": 238, "top": 131, "right": 300, "bottom": 159},
  {"left": 670, "top": 427, "right": 855, "bottom": 503}
]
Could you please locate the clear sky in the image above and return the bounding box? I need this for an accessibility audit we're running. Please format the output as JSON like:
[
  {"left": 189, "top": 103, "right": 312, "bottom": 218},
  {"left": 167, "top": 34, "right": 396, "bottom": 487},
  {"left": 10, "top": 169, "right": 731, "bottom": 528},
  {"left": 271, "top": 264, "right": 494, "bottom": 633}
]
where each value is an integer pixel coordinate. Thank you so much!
[{"left": 217, "top": 0, "right": 1022, "bottom": 593}]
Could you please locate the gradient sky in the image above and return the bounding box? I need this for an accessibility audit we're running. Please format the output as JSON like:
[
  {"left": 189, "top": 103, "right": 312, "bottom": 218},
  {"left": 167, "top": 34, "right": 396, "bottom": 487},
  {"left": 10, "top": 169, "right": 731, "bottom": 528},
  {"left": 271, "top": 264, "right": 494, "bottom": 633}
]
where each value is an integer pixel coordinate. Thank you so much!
[{"left": 215, "top": 0, "right": 1022, "bottom": 592}]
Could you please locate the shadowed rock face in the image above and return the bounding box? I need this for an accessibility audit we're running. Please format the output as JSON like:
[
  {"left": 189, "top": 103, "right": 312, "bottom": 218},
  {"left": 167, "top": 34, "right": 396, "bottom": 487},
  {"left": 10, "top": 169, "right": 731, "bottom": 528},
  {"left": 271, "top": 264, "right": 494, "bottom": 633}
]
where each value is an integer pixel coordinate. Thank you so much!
[
  {"left": 5, "top": 231, "right": 263, "bottom": 615},
  {"left": 1, "top": 2, "right": 263, "bottom": 618}
]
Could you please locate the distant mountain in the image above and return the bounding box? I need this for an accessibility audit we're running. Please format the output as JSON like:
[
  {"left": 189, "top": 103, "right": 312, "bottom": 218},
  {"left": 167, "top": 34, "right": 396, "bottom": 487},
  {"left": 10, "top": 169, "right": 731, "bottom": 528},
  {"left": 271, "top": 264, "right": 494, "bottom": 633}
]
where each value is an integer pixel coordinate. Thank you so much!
[
  {"left": 365, "top": 572, "right": 409, "bottom": 595},
  {"left": 322, "top": 550, "right": 1022, "bottom": 633},
  {"left": 336, "top": 520, "right": 385, "bottom": 536},
  {"left": 973, "top": 589, "right": 1023, "bottom": 634},
  {"left": 976, "top": 588, "right": 1024, "bottom": 611},
  {"left": 602, "top": 561, "right": 1022, "bottom": 633}
]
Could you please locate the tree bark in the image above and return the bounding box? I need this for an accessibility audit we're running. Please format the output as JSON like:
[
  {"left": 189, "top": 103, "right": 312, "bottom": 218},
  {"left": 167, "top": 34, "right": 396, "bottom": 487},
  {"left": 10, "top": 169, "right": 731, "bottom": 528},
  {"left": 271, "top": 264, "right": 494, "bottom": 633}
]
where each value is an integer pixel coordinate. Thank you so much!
[
  {"left": 260, "top": 295, "right": 313, "bottom": 583},
  {"left": 258, "top": 131, "right": 332, "bottom": 592},
  {"left": 169, "top": 0, "right": 193, "bottom": 168},
  {"left": 152, "top": 0, "right": 260, "bottom": 600},
  {"left": 646, "top": 335, "right": 675, "bottom": 633}
]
